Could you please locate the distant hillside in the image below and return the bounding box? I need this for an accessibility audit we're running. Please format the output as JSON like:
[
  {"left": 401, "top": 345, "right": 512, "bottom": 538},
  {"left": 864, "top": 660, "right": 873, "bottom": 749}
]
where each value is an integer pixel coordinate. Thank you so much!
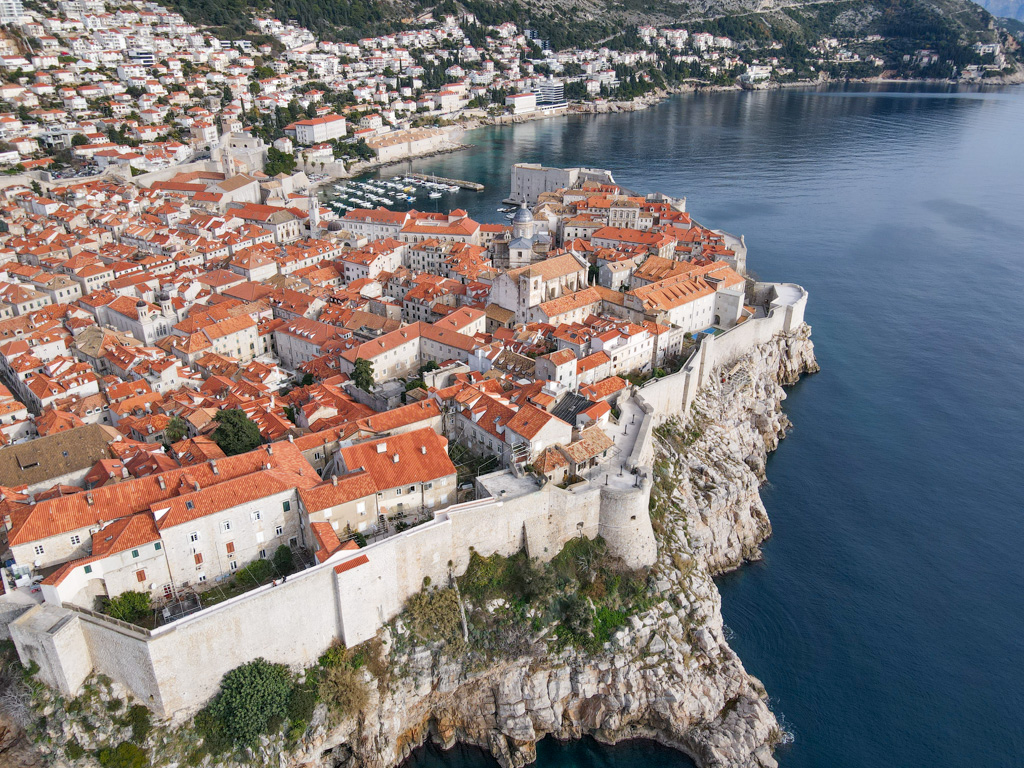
[
  {"left": 977, "top": 0, "right": 1024, "bottom": 20},
  {"left": 170, "top": 0, "right": 1001, "bottom": 51}
]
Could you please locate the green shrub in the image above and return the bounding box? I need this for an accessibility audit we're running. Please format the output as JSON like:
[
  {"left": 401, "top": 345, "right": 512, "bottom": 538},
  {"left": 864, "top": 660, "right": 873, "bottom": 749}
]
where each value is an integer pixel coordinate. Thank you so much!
[
  {"left": 65, "top": 739, "right": 85, "bottom": 760},
  {"left": 560, "top": 593, "right": 593, "bottom": 637},
  {"left": 194, "top": 707, "right": 231, "bottom": 756},
  {"left": 208, "top": 659, "right": 292, "bottom": 745},
  {"left": 404, "top": 588, "right": 463, "bottom": 646},
  {"left": 104, "top": 592, "right": 151, "bottom": 624},
  {"left": 96, "top": 742, "right": 148, "bottom": 768},
  {"left": 318, "top": 640, "right": 347, "bottom": 669},
  {"left": 318, "top": 665, "right": 367, "bottom": 718},
  {"left": 126, "top": 704, "right": 151, "bottom": 742},
  {"left": 234, "top": 558, "right": 273, "bottom": 586},
  {"left": 286, "top": 677, "right": 318, "bottom": 732}
]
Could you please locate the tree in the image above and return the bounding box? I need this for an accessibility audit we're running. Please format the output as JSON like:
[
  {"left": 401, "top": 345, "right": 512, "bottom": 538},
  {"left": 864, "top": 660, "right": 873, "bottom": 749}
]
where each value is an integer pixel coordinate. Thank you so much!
[
  {"left": 272, "top": 544, "right": 295, "bottom": 575},
  {"left": 352, "top": 358, "right": 374, "bottom": 390},
  {"left": 211, "top": 409, "right": 261, "bottom": 456},
  {"left": 104, "top": 591, "right": 151, "bottom": 624},
  {"left": 264, "top": 146, "right": 296, "bottom": 176},
  {"left": 70, "top": 133, "right": 88, "bottom": 146},
  {"left": 164, "top": 415, "right": 186, "bottom": 445},
  {"left": 209, "top": 659, "right": 291, "bottom": 745},
  {"left": 29, "top": 180, "right": 42, "bottom": 195}
]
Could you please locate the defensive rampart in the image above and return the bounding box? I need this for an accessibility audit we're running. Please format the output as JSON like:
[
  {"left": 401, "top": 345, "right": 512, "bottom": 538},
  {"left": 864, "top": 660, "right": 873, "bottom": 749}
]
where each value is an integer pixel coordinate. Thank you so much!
[
  {"left": 625, "top": 282, "right": 807, "bottom": 471},
  {"left": 9, "top": 281, "right": 804, "bottom": 719},
  {"left": 11, "top": 476, "right": 653, "bottom": 717}
]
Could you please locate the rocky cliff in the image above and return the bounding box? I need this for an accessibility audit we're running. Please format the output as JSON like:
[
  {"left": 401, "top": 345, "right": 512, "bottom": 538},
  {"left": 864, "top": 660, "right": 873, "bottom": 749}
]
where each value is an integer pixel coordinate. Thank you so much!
[
  {"left": 8, "top": 326, "right": 817, "bottom": 768},
  {"left": 282, "top": 326, "right": 818, "bottom": 768}
]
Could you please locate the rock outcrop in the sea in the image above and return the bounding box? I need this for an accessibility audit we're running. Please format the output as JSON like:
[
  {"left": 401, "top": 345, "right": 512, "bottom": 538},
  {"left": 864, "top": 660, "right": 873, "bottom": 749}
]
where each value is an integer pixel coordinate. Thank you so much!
[{"left": 15, "top": 327, "right": 817, "bottom": 768}]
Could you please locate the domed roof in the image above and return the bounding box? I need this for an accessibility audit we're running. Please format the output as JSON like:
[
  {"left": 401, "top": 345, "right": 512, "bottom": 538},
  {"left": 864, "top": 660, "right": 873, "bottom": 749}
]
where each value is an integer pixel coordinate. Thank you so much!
[
  {"left": 512, "top": 204, "right": 533, "bottom": 224},
  {"left": 327, "top": 220, "right": 345, "bottom": 232}
]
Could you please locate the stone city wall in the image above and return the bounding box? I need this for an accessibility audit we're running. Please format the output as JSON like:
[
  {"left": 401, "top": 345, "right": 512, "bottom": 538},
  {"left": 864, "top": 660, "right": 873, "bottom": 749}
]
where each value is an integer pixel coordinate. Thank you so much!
[
  {"left": 11, "top": 476, "right": 654, "bottom": 718},
  {"left": 627, "top": 282, "right": 808, "bottom": 470},
  {"left": 9, "top": 282, "right": 804, "bottom": 719}
]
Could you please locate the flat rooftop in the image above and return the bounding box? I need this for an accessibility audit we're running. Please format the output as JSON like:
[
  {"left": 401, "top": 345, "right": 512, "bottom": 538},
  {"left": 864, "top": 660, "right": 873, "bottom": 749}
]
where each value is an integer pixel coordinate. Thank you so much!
[{"left": 475, "top": 469, "right": 540, "bottom": 501}]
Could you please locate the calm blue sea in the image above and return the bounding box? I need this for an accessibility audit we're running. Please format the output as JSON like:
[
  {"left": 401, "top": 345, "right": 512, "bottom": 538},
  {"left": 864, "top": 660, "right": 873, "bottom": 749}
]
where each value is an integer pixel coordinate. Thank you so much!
[{"left": 388, "top": 84, "right": 1024, "bottom": 768}]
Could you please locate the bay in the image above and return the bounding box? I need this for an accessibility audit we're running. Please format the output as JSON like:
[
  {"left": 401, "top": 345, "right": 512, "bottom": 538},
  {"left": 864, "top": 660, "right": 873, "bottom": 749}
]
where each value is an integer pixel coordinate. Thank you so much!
[{"left": 387, "top": 83, "right": 1024, "bottom": 768}]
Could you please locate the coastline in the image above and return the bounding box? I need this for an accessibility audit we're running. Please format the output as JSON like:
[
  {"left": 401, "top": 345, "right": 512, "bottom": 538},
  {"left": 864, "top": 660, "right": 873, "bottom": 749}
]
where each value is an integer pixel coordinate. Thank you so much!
[
  {"left": 319, "top": 68, "right": 1024, "bottom": 182},
  {"left": 14, "top": 327, "right": 819, "bottom": 768}
]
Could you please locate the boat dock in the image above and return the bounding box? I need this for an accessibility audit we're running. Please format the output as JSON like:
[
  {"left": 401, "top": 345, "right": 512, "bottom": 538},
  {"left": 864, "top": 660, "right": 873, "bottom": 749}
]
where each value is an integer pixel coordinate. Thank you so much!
[{"left": 408, "top": 173, "right": 484, "bottom": 191}]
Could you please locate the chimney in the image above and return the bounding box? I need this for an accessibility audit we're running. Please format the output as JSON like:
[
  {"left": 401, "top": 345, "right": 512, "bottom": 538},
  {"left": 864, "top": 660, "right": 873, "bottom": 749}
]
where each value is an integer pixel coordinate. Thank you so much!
[
  {"left": 193, "top": 481, "right": 200, "bottom": 491},
  {"left": 288, "top": 434, "right": 294, "bottom": 442},
  {"left": 211, "top": 460, "right": 218, "bottom": 475},
  {"left": 266, "top": 444, "right": 273, "bottom": 455},
  {"left": 376, "top": 442, "right": 387, "bottom": 454},
  {"left": 86, "top": 492, "right": 94, "bottom": 506},
  {"left": 121, "top": 466, "right": 129, "bottom": 479},
  {"left": 331, "top": 474, "right": 338, "bottom": 486},
  {"left": 420, "top": 446, "right": 426, "bottom": 455},
  {"left": 392, "top": 453, "right": 399, "bottom": 463},
  {"left": 158, "top": 476, "right": 166, "bottom": 490}
]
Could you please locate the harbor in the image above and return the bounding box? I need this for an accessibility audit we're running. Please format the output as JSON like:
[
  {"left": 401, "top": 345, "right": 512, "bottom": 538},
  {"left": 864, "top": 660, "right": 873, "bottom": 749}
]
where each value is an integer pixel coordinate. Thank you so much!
[
  {"left": 322, "top": 174, "right": 465, "bottom": 213},
  {"left": 407, "top": 173, "right": 484, "bottom": 191}
]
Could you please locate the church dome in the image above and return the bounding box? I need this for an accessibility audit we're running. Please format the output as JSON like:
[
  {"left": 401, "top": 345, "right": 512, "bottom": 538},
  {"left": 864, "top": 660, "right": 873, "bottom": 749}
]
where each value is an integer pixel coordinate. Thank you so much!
[
  {"left": 327, "top": 220, "right": 345, "bottom": 232},
  {"left": 512, "top": 204, "right": 534, "bottom": 225}
]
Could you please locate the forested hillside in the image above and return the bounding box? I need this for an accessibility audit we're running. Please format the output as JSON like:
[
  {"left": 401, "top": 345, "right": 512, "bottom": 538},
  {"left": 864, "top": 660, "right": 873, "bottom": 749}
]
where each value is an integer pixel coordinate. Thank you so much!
[{"left": 169, "top": 0, "right": 1000, "bottom": 55}]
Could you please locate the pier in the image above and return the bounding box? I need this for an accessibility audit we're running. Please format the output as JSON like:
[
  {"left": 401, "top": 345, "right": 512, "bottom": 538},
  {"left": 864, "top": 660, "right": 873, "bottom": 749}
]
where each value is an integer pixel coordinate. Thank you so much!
[{"left": 408, "top": 173, "right": 484, "bottom": 191}]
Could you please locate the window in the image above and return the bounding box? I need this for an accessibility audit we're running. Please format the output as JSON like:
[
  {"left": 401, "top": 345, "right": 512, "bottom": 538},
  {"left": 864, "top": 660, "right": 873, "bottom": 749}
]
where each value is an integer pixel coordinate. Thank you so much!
[
  {"left": 33, "top": 545, "right": 44, "bottom": 556},
  {"left": 229, "top": 560, "right": 238, "bottom": 571},
  {"left": 185, "top": 500, "right": 194, "bottom": 510},
  {"left": 275, "top": 525, "right": 283, "bottom": 537},
  {"left": 395, "top": 487, "right": 403, "bottom": 496},
  {"left": 409, "top": 486, "right": 415, "bottom": 493},
  {"left": 154, "top": 542, "right": 161, "bottom": 551},
  {"left": 163, "top": 584, "right": 173, "bottom": 598},
  {"left": 221, "top": 520, "right": 231, "bottom": 532},
  {"left": 84, "top": 565, "right": 92, "bottom": 574},
  {"left": 226, "top": 541, "right": 234, "bottom": 555},
  {"left": 135, "top": 569, "right": 146, "bottom": 583},
  {"left": 259, "top": 549, "right": 266, "bottom": 559},
  {"left": 252, "top": 511, "right": 262, "bottom": 521},
  {"left": 189, "top": 531, "right": 199, "bottom": 542},
  {"left": 131, "top": 549, "right": 139, "bottom": 558},
  {"left": 70, "top": 534, "right": 80, "bottom": 546},
  {"left": 194, "top": 552, "right": 203, "bottom": 566},
  {"left": 197, "top": 574, "right": 206, "bottom": 583},
  {"left": 282, "top": 501, "right": 291, "bottom": 512}
]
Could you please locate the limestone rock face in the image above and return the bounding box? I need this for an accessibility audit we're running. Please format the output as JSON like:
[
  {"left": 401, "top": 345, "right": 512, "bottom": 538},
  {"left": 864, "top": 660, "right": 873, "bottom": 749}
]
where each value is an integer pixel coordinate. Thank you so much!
[
  {"left": 279, "top": 326, "right": 818, "bottom": 768},
  {"left": 23, "top": 327, "right": 816, "bottom": 768}
]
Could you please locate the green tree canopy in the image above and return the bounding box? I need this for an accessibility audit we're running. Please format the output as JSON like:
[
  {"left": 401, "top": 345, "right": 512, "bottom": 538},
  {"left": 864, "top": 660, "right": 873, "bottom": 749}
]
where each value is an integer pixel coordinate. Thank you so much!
[
  {"left": 104, "top": 591, "right": 151, "bottom": 624},
  {"left": 209, "top": 658, "right": 291, "bottom": 745},
  {"left": 164, "top": 414, "right": 187, "bottom": 445},
  {"left": 352, "top": 357, "right": 374, "bottom": 390},
  {"left": 211, "top": 409, "right": 261, "bottom": 455},
  {"left": 70, "top": 133, "right": 88, "bottom": 146},
  {"left": 264, "top": 146, "right": 296, "bottom": 176}
]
